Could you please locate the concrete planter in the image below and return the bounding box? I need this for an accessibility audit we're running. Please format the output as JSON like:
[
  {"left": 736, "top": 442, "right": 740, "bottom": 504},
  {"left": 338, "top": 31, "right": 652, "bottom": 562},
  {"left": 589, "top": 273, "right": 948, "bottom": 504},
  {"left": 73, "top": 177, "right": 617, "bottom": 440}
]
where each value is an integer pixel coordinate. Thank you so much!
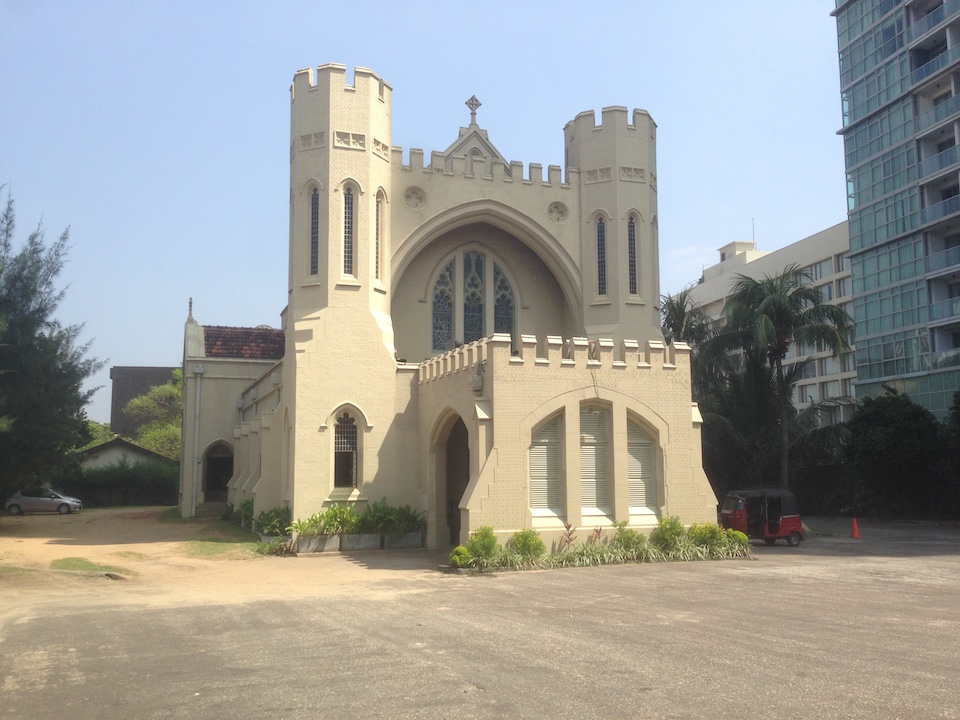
[
  {"left": 341, "top": 533, "right": 382, "bottom": 551},
  {"left": 294, "top": 534, "right": 340, "bottom": 553},
  {"left": 383, "top": 530, "right": 424, "bottom": 549}
]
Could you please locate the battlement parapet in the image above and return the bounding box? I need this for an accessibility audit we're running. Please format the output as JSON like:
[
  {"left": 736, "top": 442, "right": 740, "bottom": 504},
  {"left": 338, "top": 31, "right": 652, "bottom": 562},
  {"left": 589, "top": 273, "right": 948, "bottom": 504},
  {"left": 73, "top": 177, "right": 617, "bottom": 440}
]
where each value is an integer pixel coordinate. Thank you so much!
[
  {"left": 563, "top": 106, "right": 656, "bottom": 136},
  {"left": 393, "top": 146, "right": 574, "bottom": 188},
  {"left": 290, "top": 63, "right": 392, "bottom": 101},
  {"left": 417, "top": 334, "right": 689, "bottom": 384}
]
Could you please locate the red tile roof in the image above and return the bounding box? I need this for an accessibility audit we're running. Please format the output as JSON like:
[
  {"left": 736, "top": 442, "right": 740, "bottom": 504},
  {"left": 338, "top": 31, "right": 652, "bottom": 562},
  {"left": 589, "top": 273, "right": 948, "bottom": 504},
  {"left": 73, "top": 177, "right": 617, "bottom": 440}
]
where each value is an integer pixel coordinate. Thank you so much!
[{"left": 203, "top": 325, "right": 285, "bottom": 360}]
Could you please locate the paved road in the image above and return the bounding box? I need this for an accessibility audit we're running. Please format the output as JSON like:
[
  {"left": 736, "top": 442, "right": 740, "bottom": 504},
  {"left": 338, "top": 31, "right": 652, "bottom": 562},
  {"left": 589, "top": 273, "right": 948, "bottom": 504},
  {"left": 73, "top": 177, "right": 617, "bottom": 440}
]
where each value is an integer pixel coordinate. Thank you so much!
[{"left": 1, "top": 519, "right": 958, "bottom": 720}]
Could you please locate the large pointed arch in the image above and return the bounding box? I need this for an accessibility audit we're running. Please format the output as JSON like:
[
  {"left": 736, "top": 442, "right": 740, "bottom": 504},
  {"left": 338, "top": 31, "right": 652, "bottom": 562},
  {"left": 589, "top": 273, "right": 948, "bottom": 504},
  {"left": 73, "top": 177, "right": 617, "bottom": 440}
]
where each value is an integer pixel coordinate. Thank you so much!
[{"left": 391, "top": 199, "right": 583, "bottom": 331}]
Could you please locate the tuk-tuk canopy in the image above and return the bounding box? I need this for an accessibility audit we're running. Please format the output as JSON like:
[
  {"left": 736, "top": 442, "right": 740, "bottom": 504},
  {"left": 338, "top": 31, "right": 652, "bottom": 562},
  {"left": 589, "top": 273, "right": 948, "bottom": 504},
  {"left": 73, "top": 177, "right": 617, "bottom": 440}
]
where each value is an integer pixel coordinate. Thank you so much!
[{"left": 725, "top": 488, "right": 800, "bottom": 517}]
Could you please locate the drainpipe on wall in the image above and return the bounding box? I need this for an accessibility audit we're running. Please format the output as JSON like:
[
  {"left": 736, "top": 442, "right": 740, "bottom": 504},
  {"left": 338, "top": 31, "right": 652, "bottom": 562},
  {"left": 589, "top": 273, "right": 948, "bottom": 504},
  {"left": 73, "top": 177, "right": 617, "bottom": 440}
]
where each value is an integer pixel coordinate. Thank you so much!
[{"left": 191, "top": 364, "right": 204, "bottom": 517}]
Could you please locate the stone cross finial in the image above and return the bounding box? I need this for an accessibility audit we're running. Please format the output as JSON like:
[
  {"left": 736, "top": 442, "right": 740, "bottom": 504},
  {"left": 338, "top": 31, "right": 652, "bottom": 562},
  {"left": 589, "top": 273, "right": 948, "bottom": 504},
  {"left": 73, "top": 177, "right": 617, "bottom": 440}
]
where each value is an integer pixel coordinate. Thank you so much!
[{"left": 466, "top": 95, "right": 481, "bottom": 124}]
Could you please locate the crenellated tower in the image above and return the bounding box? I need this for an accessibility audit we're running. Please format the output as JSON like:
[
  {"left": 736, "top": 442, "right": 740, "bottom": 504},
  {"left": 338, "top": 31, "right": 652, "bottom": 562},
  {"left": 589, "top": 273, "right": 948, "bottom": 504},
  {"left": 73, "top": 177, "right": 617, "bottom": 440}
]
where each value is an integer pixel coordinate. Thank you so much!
[
  {"left": 288, "top": 64, "right": 394, "bottom": 329},
  {"left": 564, "top": 107, "right": 661, "bottom": 344}
]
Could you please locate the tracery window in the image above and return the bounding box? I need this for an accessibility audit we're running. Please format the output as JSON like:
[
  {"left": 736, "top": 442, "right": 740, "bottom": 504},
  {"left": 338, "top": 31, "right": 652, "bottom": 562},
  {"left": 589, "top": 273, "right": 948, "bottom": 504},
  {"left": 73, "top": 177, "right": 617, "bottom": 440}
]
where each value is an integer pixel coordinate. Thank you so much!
[
  {"left": 627, "top": 217, "right": 637, "bottom": 295},
  {"left": 343, "top": 187, "right": 355, "bottom": 276},
  {"left": 334, "top": 413, "right": 358, "bottom": 488},
  {"left": 597, "top": 218, "right": 607, "bottom": 296},
  {"left": 463, "top": 251, "right": 485, "bottom": 344},
  {"left": 493, "top": 264, "right": 515, "bottom": 336},
  {"left": 310, "top": 188, "right": 319, "bottom": 276},
  {"left": 430, "top": 250, "right": 515, "bottom": 352}
]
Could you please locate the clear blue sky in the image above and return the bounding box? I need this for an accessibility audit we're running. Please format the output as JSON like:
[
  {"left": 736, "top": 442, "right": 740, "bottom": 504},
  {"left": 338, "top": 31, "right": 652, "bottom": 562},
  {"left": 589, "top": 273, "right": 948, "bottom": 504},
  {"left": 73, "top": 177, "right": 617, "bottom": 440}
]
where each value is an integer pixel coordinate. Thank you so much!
[{"left": 1, "top": 1, "right": 846, "bottom": 423}]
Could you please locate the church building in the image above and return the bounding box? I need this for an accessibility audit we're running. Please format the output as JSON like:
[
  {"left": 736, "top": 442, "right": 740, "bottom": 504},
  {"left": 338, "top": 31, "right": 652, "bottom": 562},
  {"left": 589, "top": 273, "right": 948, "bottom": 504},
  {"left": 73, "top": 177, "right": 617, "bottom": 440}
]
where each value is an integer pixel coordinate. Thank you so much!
[{"left": 179, "top": 64, "right": 717, "bottom": 548}]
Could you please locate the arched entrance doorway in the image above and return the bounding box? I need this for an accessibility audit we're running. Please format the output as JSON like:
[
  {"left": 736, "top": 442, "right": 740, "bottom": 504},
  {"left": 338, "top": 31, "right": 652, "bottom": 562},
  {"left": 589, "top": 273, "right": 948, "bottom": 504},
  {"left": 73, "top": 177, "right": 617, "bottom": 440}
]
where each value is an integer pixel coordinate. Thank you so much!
[
  {"left": 444, "top": 418, "right": 470, "bottom": 546},
  {"left": 203, "top": 442, "right": 233, "bottom": 503}
]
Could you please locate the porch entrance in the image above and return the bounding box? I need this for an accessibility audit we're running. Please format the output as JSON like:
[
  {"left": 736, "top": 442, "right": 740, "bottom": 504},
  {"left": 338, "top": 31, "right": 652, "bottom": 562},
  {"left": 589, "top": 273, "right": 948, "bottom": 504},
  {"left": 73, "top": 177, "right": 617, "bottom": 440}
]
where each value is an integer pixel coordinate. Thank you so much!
[
  {"left": 444, "top": 418, "right": 470, "bottom": 546},
  {"left": 203, "top": 443, "right": 233, "bottom": 503}
]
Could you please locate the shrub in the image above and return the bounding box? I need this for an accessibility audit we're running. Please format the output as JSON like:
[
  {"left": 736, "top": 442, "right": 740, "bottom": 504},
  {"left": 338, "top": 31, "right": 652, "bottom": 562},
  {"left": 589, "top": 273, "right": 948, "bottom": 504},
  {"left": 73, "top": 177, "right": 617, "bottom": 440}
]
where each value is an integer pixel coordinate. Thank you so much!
[
  {"left": 466, "top": 526, "right": 499, "bottom": 560},
  {"left": 649, "top": 516, "right": 686, "bottom": 553},
  {"left": 506, "top": 529, "right": 546, "bottom": 561},
  {"left": 255, "top": 506, "right": 292, "bottom": 536},
  {"left": 610, "top": 521, "right": 649, "bottom": 559},
  {"left": 255, "top": 537, "right": 293, "bottom": 556},
  {"left": 321, "top": 503, "right": 359, "bottom": 534},
  {"left": 237, "top": 499, "right": 254, "bottom": 530},
  {"left": 58, "top": 458, "right": 179, "bottom": 507},
  {"left": 449, "top": 545, "right": 473, "bottom": 568},
  {"left": 687, "top": 522, "right": 725, "bottom": 549},
  {"left": 724, "top": 528, "right": 750, "bottom": 554}
]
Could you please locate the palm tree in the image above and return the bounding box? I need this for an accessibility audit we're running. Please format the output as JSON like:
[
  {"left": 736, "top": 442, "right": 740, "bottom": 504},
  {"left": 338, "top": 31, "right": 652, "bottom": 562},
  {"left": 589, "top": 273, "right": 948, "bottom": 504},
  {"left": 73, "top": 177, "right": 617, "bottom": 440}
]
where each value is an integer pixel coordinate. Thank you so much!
[
  {"left": 722, "top": 265, "right": 852, "bottom": 489},
  {"left": 659, "top": 288, "right": 710, "bottom": 346}
]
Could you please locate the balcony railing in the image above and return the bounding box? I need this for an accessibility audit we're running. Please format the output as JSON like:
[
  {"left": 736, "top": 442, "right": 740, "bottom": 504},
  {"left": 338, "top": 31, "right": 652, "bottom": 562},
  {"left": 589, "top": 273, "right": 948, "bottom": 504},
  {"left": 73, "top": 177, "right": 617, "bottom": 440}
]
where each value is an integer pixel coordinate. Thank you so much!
[
  {"left": 920, "top": 145, "right": 960, "bottom": 177},
  {"left": 907, "top": 0, "right": 960, "bottom": 43},
  {"left": 913, "top": 43, "right": 960, "bottom": 85},
  {"left": 915, "top": 93, "right": 960, "bottom": 133},
  {"left": 926, "top": 244, "right": 960, "bottom": 272},
  {"left": 929, "top": 296, "right": 960, "bottom": 321},
  {"left": 930, "top": 347, "right": 960, "bottom": 369},
  {"left": 922, "top": 194, "right": 960, "bottom": 224}
]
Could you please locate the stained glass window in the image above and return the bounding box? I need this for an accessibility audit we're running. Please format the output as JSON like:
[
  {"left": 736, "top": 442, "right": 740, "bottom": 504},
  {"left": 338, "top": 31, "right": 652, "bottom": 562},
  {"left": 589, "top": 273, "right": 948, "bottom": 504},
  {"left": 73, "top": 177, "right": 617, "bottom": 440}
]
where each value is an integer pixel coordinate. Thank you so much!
[
  {"left": 493, "top": 263, "right": 514, "bottom": 345},
  {"left": 597, "top": 218, "right": 607, "bottom": 296},
  {"left": 628, "top": 217, "right": 637, "bottom": 295},
  {"left": 343, "top": 187, "right": 354, "bottom": 276},
  {"left": 463, "top": 251, "right": 485, "bottom": 344},
  {"left": 432, "top": 260, "right": 455, "bottom": 351}
]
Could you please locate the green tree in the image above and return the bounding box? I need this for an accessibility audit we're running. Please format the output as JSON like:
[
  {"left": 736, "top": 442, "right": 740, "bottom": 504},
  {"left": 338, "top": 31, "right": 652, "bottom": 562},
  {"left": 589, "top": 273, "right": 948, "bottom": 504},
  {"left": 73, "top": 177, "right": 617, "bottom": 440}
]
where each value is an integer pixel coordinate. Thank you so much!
[
  {"left": 124, "top": 368, "right": 182, "bottom": 459},
  {"left": 0, "top": 187, "right": 102, "bottom": 502},
  {"left": 719, "top": 265, "right": 852, "bottom": 488},
  {"left": 83, "top": 420, "right": 115, "bottom": 449},
  {"left": 660, "top": 287, "right": 710, "bottom": 347},
  {"left": 845, "top": 389, "right": 943, "bottom": 519}
]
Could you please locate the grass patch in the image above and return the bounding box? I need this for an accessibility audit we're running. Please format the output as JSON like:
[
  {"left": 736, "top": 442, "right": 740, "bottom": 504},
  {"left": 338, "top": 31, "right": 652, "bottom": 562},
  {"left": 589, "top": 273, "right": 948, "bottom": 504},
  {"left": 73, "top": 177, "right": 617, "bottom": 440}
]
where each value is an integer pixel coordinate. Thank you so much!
[
  {"left": 50, "top": 557, "right": 130, "bottom": 574},
  {"left": 158, "top": 506, "right": 190, "bottom": 523},
  {"left": 181, "top": 538, "right": 259, "bottom": 559},
  {"left": 112, "top": 550, "right": 149, "bottom": 561},
  {"left": 0, "top": 565, "right": 37, "bottom": 576}
]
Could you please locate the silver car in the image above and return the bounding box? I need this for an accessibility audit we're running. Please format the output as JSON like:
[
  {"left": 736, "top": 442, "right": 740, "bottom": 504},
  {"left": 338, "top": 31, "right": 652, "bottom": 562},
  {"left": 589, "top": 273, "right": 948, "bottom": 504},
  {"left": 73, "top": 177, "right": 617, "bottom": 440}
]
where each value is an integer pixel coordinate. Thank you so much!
[{"left": 5, "top": 488, "right": 83, "bottom": 515}]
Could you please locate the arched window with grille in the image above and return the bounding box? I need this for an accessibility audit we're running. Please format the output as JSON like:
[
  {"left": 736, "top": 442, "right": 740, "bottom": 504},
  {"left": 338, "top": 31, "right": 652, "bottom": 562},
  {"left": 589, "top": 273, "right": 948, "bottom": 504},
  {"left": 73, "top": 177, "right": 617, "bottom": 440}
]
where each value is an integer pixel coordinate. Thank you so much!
[
  {"left": 334, "top": 413, "right": 358, "bottom": 488},
  {"left": 627, "top": 216, "right": 638, "bottom": 295}
]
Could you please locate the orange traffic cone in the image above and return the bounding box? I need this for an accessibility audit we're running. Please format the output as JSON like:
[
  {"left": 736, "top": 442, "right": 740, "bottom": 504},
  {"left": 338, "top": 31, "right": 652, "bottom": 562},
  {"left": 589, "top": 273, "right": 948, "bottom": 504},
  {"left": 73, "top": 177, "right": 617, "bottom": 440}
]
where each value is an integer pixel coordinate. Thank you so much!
[{"left": 851, "top": 518, "right": 861, "bottom": 539}]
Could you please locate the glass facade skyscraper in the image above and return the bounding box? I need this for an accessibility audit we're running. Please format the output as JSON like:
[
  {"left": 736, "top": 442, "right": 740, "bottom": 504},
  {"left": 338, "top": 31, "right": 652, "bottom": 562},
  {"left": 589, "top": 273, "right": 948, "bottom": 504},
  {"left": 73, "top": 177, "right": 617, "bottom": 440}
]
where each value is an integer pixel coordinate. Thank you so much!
[{"left": 836, "top": 0, "right": 960, "bottom": 418}]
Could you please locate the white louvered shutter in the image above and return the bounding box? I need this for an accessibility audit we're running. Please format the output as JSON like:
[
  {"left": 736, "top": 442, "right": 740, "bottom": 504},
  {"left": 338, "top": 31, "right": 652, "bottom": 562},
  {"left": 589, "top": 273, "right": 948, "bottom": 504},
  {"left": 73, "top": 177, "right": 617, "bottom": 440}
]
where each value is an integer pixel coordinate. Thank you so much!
[
  {"left": 580, "top": 407, "right": 608, "bottom": 510},
  {"left": 530, "top": 418, "right": 561, "bottom": 511},
  {"left": 628, "top": 422, "right": 655, "bottom": 510}
]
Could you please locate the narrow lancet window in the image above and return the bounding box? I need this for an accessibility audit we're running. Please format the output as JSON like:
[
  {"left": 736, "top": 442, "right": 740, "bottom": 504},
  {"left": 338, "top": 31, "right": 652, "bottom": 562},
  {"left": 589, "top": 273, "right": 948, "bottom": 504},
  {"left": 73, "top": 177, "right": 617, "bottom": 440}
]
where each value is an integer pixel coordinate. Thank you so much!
[
  {"left": 628, "top": 217, "right": 637, "bottom": 295},
  {"left": 597, "top": 218, "right": 607, "bottom": 296},
  {"left": 334, "top": 413, "right": 358, "bottom": 488},
  {"left": 310, "top": 188, "right": 319, "bottom": 276},
  {"left": 375, "top": 192, "right": 383, "bottom": 281},
  {"left": 343, "top": 187, "right": 354, "bottom": 276}
]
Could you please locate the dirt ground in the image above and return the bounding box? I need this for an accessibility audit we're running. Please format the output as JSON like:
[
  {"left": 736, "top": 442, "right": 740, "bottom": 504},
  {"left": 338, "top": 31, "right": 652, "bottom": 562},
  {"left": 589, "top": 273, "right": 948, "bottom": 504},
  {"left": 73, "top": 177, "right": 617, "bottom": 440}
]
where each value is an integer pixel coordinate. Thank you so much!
[{"left": 0, "top": 507, "right": 447, "bottom": 617}]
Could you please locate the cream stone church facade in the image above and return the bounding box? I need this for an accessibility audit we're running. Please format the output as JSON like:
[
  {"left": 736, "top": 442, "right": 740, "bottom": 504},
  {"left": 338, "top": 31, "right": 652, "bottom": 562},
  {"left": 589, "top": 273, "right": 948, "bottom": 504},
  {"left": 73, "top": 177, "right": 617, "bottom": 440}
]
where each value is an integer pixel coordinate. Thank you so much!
[{"left": 179, "top": 64, "right": 717, "bottom": 548}]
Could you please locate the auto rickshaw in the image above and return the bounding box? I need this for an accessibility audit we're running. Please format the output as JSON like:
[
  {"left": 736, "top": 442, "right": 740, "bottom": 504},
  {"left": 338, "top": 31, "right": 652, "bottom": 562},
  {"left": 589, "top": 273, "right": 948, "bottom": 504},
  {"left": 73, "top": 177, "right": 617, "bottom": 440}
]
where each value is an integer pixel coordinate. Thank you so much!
[{"left": 720, "top": 488, "right": 804, "bottom": 546}]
